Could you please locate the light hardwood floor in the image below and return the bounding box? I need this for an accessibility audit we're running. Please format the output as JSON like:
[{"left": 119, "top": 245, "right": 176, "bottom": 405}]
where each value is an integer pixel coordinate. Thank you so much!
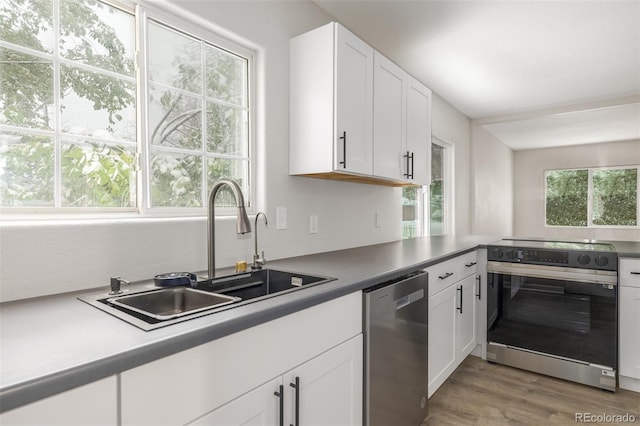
[{"left": 424, "top": 356, "right": 640, "bottom": 425}]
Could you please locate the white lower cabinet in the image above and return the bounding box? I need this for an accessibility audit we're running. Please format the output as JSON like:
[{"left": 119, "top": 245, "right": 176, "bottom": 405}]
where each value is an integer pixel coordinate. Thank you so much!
[
  {"left": 191, "top": 335, "right": 362, "bottom": 426},
  {"left": 0, "top": 376, "right": 117, "bottom": 426},
  {"left": 121, "top": 292, "right": 363, "bottom": 426},
  {"left": 427, "top": 251, "right": 479, "bottom": 398},
  {"left": 619, "top": 258, "right": 640, "bottom": 392}
]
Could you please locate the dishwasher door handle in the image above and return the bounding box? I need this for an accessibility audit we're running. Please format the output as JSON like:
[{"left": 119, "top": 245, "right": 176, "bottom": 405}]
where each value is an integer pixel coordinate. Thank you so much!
[{"left": 395, "top": 289, "right": 425, "bottom": 310}]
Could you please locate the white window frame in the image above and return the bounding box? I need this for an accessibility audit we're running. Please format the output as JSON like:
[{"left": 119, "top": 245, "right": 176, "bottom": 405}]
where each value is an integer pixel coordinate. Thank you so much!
[
  {"left": 544, "top": 165, "right": 639, "bottom": 229},
  {"left": 428, "top": 136, "right": 454, "bottom": 236},
  {"left": 0, "top": 0, "right": 257, "bottom": 219}
]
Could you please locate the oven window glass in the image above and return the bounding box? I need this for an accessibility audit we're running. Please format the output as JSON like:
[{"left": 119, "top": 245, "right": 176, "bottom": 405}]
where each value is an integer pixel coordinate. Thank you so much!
[{"left": 487, "top": 273, "right": 617, "bottom": 368}]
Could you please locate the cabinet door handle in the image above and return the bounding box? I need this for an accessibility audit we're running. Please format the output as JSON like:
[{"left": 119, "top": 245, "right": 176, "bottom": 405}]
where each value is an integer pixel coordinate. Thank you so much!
[
  {"left": 438, "top": 272, "right": 454, "bottom": 280},
  {"left": 630, "top": 271, "right": 640, "bottom": 275},
  {"left": 465, "top": 262, "right": 477, "bottom": 268},
  {"left": 290, "top": 376, "right": 300, "bottom": 426},
  {"left": 409, "top": 151, "right": 414, "bottom": 179},
  {"left": 476, "top": 275, "right": 481, "bottom": 300},
  {"left": 457, "top": 285, "right": 463, "bottom": 313},
  {"left": 403, "top": 151, "right": 411, "bottom": 178},
  {"left": 274, "top": 384, "right": 284, "bottom": 426},
  {"left": 339, "top": 131, "right": 347, "bottom": 168}
]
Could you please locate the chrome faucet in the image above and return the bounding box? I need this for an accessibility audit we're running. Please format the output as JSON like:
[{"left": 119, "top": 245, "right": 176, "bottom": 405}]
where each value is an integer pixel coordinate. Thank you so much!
[
  {"left": 208, "top": 179, "right": 252, "bottom": 278},
  {"left": 252, "top": 212, "right": 268, "bottom": 270}
]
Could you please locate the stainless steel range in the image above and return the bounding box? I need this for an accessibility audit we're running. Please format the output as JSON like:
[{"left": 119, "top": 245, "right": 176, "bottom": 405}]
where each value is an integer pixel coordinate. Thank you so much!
[{"left": 486, "top": 239, "right": 618, "bottom": 391}]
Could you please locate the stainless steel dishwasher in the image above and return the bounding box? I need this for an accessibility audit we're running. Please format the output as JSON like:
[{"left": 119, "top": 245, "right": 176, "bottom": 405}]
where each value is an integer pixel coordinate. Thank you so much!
[{"left": 363, "top": 270, "right": 429, "bottom": 426}]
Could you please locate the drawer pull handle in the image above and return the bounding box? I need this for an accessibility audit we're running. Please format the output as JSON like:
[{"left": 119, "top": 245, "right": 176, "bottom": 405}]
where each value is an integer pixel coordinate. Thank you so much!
[
  {"left": 630, "top": 272, "right": 640, "bottom": 275},
  {"left": 439, "top": 272, "right": 454, "bottom": 280},
  {"left": 465, "top": 262, "right": 477, "bottom": 268}
]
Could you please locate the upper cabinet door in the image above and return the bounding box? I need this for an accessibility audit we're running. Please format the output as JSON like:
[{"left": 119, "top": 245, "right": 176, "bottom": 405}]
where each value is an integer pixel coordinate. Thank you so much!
[
  {"left": 373, "top": 51, "right": 406, "bottom": 181},
  {"left": 335, "top": 24, "right": 374, "bottom": 175},
  {"left": 406, "top": 77, "right": 432, "bottom": 186}
]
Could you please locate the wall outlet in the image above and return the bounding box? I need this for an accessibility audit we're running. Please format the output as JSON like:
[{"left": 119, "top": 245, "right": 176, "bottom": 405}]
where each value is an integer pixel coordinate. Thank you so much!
[
  {"left": 309, "top": 215, "right": 319, "bottom": 234},
  {"left": 276, "top": 206, "right": 287, "bottom": 230}
]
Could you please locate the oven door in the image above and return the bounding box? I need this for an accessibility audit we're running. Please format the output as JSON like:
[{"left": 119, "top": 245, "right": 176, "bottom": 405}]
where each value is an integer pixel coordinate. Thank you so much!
[{"left": 487, "top": 261, "right": 618, "bottom": 368}]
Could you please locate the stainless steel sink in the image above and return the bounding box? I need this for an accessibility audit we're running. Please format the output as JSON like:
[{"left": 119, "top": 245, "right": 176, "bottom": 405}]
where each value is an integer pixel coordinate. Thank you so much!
[
  {"left": 106, "top": 287, "right": 240, "bottom": 320},
  {"left": 79, "top": 268, "right": 334, "bottom": 331},
  {"left": 196, "top": 268, "right": 334, "bottom": 301}
]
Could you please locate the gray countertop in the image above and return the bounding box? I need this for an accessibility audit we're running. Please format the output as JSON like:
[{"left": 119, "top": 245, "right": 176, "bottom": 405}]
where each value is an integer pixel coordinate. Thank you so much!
[{"left": 1, "top": 234, "right": 638, "bottom": 412}]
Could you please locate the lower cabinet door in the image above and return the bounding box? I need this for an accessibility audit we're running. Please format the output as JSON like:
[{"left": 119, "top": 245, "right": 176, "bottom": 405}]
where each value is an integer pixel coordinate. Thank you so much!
[
  {"left": 0, "top": 377, "right": 117, "bottom": 426},
  {"left": 619, "top": 286, "right": 640, "bottom": 381},
  {"left": 456, "top": 274, "right": 478, "bottom": 360},
  {"left": 428, "top": 285, "right": 457, "bottom": 398},
  {"left": 188, "top": 377, "right": 283, "bottom": 426},
  {"left": 285, "top": 335, "right": 363, "bottom": 426}
]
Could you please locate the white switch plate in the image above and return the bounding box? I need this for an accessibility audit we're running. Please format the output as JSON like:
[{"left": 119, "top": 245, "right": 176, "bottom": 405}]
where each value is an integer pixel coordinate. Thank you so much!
[
  {"left": 276, "top": 206, "right": 287, "bottom": 230},
  {"left": 309, "top": 215, "right": 319, "bottom": 234}
]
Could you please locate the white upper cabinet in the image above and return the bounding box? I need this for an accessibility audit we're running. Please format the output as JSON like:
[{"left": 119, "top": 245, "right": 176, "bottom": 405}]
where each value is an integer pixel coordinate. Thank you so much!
[
  {"left": 373, "top": 51, "right": 406, "bottom": 181},
  {"left": 373, "top": 52, "right": 432, "bottom": 185},
  {"left": 290, "top": 22, "right": 373, "bottom": 178},
  {"left": 335, "top": 25, "right": 375, "bottom": 175},
  {"left": 405, "top": 76, "right": 432, "bottom": 185},
  {"left": 290, "top": 22, "right": 431, "bottom": 186}
]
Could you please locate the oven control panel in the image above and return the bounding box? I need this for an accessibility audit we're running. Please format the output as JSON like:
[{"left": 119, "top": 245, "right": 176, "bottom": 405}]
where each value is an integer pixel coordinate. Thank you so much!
[{"left": 488, "top": 244, "right": 617, "bottom": 271}]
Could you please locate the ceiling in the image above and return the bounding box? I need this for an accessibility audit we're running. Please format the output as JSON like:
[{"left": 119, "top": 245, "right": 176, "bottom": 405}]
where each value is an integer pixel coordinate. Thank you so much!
[{"left": 313, "top": 0, "right": 640, "bottom": 150}]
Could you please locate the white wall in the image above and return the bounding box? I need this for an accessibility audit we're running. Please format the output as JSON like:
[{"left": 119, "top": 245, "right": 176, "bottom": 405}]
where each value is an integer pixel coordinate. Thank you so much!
[
  {"left": 513, "top": 139, "right": 640, "bottom": 241},
  {"left": 0, "top": 1, "right": 473, "bottom": 302},
  {"left": 471, "top": 124, "right": 514, "bottom": 236}
]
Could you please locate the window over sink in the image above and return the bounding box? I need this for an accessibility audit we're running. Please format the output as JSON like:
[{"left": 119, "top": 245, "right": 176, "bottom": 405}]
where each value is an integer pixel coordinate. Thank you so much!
[{"left": 0, "top": 0, "right": 255, "bottom": 216}]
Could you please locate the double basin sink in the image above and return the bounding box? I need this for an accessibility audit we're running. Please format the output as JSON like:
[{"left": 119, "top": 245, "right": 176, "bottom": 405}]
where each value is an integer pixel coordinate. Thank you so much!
[{"left": 85, "top": 269, "right": 334, "bottom": 330}]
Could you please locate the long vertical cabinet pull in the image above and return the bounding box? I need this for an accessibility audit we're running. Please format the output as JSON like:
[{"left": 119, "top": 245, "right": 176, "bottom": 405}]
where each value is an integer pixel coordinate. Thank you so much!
[
  {"left": 403, "top": 151, "right": 411, "bottom": 178},
  {"left": 457, "top": 285, "right": 463, "bottom": 313},
  {"left": 289, "top": 376, "right": 300, "bottom": 426},
  {"left": 274, "top": 385, "right": 284, "bottom": 426},
  {"left": 409, "top": 152, "right": 414, "bottom": 179},
  {"left": 476, "top": 275, "right": 482, "bottom": 300},
  {"left": 338, "top": 131, "right": 347, "bottom": 168}
]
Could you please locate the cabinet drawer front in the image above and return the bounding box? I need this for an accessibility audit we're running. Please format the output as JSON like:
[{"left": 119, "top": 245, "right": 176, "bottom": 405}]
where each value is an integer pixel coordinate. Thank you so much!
[
  {"left": 121, "top": 292, "right": 362, "bottom": 426},
  {"left": 458, "top": 251, "right": 478, "bottom": 279},
  {"left": 426, "top": 258, "right": 459, "bottom": 296},
  {"left": 620, "top": 258, "right": 640, "bottom": 288}
]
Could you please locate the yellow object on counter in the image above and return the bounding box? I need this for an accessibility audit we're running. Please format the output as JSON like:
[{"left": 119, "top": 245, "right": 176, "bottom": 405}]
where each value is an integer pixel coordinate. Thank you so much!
[{"left": 235, "top": 261, "right": 248, "bottom": 273}]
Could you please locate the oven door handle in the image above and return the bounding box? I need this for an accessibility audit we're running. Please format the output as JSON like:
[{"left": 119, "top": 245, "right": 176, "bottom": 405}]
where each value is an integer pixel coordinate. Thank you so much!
[{"left": 486, "top": 261, "right": 617, "bottom": 285}]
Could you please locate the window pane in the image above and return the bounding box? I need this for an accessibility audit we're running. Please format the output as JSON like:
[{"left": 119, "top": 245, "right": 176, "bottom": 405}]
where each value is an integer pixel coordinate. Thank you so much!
[
  {"left": 0, "top": 132, "right": 54, "bottom": 206},
  {"left": 207, "top": 157, "right": 248, "bottom": 207},
  {"left": 0, "top": 48, "right": 54, "bottom": 130},
  {"left": 205, "top": 44, "right": 246, "bottom": 106},
  {"left": 592, "top": 169, "right": 637, "bottom": 226},
  {"left": 430, "top": 143, "right": 444, "bottom": 235},
  {"left": 61, "top": 140, "right": 136, "bottom": 207},
  {"left": 148, "top": 85, "right": 202, "bottom": 150},
  {"left": 59, "top": 0, "right": 134, "bottom": 76},
  {"left": 545, "top": 169, "right": 588, "bottom": 226},
  {"left": 0, "top": 0, "right": 53, "bottom": 53},
  {"left": 148, "top": 21, "right": 201, "bottom": 93},
  {"left": 206, "top": 102, "right": 245, "bottom": 155},
  {"left": 402, "top": 186, "right": 421, "bottom": 239},
  {"left": 60, "top": 65, "right": 136, "bottom": 141},
  {"left": 150, "top": 150, "right": 202, "bottom": 207}
]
